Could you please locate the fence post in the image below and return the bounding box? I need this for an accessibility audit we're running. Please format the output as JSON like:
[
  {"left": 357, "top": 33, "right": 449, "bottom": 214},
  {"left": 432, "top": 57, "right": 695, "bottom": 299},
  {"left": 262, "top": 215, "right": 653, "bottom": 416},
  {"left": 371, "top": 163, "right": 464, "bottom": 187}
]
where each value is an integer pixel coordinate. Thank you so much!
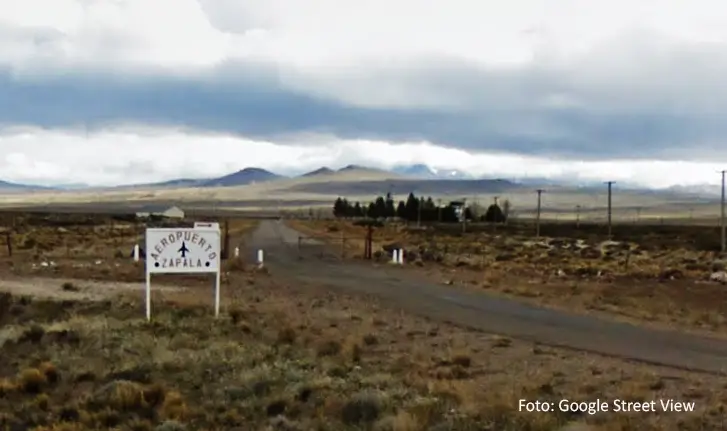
[
  {"left": 365, "top": 226, "right": 373, "bottom": 260},
  {"left": 223, "top": 218, "right": 230, "bottom": 260},
  {"left": 5, "top": 231, "right": 11, "bottom": 257},
  {"left": 363, "top": 235, "right": 368, "bottom": 260},
  {"left": 341, "top": 231, "right": 345, "bottom": 258}
]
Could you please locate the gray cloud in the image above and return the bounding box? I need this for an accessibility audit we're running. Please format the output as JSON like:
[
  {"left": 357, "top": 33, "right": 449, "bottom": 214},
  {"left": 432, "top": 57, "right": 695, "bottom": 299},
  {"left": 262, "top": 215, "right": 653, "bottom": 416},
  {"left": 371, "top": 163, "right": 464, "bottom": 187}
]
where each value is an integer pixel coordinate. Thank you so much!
[{"left": 2, "top": 36, "right": 726, "bottom": 161}]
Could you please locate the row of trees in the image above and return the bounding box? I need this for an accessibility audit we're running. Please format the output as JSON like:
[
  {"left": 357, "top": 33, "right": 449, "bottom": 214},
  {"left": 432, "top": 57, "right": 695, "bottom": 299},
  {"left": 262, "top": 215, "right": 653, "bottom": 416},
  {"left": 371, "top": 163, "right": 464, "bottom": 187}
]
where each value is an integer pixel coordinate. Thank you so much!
[{"left": 332, "top": 193, "right": 510, "bottom": 223}]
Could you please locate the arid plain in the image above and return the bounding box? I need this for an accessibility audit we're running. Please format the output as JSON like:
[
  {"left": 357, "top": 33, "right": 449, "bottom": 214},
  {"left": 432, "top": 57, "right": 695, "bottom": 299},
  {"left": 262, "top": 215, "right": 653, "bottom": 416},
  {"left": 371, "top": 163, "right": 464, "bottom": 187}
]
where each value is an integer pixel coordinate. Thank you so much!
[{"left": 1, "top": 169, "right": 726, "bottom": 430}]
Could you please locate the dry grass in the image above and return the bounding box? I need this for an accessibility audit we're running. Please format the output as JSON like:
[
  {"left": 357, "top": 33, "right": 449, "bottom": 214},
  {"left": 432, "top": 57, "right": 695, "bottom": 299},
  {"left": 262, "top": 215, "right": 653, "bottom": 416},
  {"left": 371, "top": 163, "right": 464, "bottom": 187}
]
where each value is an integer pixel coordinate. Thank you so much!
[
  {"left": 0, "top": 214, "right": 259, "bottom": 282},
  {"left": 288, "top": 219, "right": 727, "bottom": 334},
  {"left": 0, "top": 270, "right": 724, "bottom": 430}
]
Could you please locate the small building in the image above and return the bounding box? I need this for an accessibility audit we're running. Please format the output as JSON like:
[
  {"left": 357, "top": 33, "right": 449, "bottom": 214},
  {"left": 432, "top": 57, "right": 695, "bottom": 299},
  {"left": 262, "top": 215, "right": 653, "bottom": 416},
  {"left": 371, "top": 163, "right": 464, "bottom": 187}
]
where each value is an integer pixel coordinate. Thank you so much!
[
  {"left": 135, "top": 205, "right": 185, "bottom": 219},
  {"left": 449, "top": 200, "right": 467, "bottom": 221}
]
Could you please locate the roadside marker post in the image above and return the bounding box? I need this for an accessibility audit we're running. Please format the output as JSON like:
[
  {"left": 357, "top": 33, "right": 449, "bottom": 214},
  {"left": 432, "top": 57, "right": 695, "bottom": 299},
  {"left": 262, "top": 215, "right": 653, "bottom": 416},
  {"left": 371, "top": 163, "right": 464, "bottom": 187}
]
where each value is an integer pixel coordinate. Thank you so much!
[
  {"left": 257, "top": 249, "right": 264, "bottom": 268},
  {"left": 145, "top": 226, "right": 221, "bottom": 321},
  {"left": 398, "top": 249, "right": 404, "bottom": 265},
  {"left": 234, "top": 247, "right": 240, "bottom": 258},
  {"left": 133, "top": 244, "right": 140, "bottom": 262},
  {"left": 391, "top": 250, "right": 399, "bottom": 264}
]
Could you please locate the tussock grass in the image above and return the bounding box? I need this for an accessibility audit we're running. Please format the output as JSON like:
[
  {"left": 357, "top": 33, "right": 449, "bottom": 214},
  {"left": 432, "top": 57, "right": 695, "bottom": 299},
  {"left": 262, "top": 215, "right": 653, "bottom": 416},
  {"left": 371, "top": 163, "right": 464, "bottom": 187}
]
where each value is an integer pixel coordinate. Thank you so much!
[{"left": 0, "top": 276, "right": 722, "bottom": 430}]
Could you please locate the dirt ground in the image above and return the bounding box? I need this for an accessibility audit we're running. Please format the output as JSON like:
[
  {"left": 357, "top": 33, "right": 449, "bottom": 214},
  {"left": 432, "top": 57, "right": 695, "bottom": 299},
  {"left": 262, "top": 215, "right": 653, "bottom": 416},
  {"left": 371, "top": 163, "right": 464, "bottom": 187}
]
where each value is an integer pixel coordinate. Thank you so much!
[
  {"left": 1, "top": 213, "right": 726, "bottom": 430},
  {"left": 287, "top": 219, "right": 727, "bottom": 335},
  {"left": 0, "top": 213, "right": 258, "bottom": 281},
  {"left": 1, "top": 266, "right": 726, "bottom": 430}
]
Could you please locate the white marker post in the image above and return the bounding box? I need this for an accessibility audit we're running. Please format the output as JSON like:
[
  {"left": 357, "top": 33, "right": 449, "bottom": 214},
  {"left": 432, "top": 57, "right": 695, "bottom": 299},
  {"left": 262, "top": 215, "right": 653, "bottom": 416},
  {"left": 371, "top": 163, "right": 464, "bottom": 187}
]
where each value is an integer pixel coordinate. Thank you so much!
[
  {"left": 234, "top": 247, "right": 240, "bottom": 258},
  {"left": 257, "top": 249, "right": 264, "bottom": 268},
  {"left": 133, "top": 244, "right": 140, "bottom": 262},
  {"left": 391, "top": 250, "right": 398, "bottom": 264},
  {"left": 145, "top": 227, "right": 221, "bottom": 321},
  {"left": 398, "top": 249, "right": 404, "bottom": 265}
]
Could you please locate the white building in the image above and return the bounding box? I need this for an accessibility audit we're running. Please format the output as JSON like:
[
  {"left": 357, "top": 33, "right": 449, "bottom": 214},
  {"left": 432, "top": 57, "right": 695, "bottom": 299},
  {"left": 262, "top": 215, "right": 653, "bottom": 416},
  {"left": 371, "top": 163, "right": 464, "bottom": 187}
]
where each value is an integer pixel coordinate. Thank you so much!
[{"left": 135, "top": 205, "right": 185, "bottom": 219}]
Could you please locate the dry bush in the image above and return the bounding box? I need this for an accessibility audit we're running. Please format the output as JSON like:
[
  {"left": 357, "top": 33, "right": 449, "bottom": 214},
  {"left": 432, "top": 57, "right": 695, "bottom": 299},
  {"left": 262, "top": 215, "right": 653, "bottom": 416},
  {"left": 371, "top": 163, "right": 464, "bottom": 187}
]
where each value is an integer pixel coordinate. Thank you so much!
[
  {"left": 18, "top": 368, "right": 47, "bottom": 394},
  {"left": 222, "top": 257, "right": 246, "bottom": 272}
]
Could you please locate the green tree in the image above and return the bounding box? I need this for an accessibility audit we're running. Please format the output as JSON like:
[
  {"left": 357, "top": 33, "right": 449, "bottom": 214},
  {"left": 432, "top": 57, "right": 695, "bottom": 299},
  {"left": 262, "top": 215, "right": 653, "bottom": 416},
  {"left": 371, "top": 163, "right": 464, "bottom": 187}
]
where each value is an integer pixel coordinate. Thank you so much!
[
  {"left": 385, "top": 192, "right": 396, "bottom": 218},
  {"left": 404, "top": 193, "right": 418, "bottom": 221},
  {"left": 333, "top": 197, "right": 345, "bottom": 218},
  {"left": 484, "top": 204, "right": 506, "bottom": 223},
  {"left": 396, "top": 201, "right": 406, "bottom": 218},
  {"left": 374, "top": 196, "right": 386, "bottom": 219},
  {"left": 366, "top": 202, "right": 377, "bottom": 218}
]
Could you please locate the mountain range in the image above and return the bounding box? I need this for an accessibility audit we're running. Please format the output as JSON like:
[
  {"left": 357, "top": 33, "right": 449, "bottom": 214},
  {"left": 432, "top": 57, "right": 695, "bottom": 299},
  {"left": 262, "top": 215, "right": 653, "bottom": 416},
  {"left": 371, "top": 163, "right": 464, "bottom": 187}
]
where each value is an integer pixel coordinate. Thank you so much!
[
  {"left": 0, "top": 164, "right": 722, "bottom": 198},
  {"left": 390, "top": 163, "right": 471, "bottom": 179}
]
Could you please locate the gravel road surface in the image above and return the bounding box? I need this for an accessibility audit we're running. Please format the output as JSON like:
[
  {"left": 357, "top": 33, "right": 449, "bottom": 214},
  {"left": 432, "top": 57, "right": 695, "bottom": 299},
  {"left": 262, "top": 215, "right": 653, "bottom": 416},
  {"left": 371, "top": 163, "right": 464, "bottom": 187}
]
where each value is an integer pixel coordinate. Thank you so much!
[{"left": 243, "top": 220, "right": 727, "bottom": 375}]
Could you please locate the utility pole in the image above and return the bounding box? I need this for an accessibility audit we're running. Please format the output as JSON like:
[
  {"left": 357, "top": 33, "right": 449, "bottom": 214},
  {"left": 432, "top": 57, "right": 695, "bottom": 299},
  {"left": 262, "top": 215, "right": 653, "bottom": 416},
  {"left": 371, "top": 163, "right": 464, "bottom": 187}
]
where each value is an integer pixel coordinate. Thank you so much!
[
  {"left": 535, "top": 189, "right": 544, "bottom": 238},
  {"left": 575, "top": 205, "right": 581, "bottom": 229},
  {"left": 721, "top": 170, "right": 726, "bottom": 253},
  {"left": 605, "top": 181, "right": 615, "bottom": 239},
  {"left": 492, "top": 195, "right": 499, "bottom": 232},
  {"left": 388, "top": 184, "right": 394, "bottom": 220},
  {"left": 462, "top": 198, "right": 467, "bottom": 234},
  {"left": 417, "top": 196, "right": 422, "bottom": 227}
]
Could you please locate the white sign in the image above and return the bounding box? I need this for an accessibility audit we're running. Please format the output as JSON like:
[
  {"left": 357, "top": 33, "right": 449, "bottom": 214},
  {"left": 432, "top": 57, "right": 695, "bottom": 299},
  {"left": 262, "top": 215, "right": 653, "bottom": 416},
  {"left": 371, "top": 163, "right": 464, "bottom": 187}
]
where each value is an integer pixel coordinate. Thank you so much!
[
  {"left": 144, "top": 227, "right": 221, "bottom": 321},
  {"left": 146, "top": 228, "right": 220, "bottom": 274},
  {"left": 194, "top": 222, "right": 220, "bottom": 231}
]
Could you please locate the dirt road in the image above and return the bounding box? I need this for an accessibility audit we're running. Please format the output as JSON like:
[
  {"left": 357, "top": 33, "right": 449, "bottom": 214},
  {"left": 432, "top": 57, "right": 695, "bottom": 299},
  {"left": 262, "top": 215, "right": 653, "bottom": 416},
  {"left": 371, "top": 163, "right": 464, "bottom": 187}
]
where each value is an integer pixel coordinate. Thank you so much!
[
  {"left": 243, "top": 220, "right": 727, "bottom": 375},
  {"left": 0, "top": 277, "right": 186, "bottom": 301}
]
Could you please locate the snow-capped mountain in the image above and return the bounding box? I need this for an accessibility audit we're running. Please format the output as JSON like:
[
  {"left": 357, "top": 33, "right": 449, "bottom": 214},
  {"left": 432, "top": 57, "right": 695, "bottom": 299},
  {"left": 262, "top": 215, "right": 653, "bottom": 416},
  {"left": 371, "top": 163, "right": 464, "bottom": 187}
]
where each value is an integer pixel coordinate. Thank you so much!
[{"left": 392, "top": 164, "right": 471, "bottom": 179}]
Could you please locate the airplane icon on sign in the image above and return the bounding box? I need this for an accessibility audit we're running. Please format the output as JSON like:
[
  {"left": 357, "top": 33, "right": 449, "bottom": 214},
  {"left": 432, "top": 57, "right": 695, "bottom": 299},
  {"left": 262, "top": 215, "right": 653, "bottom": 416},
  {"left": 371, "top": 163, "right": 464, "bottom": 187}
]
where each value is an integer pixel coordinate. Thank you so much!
[{"left": 178, "top": 241, "right": 190, "bottom": 258}]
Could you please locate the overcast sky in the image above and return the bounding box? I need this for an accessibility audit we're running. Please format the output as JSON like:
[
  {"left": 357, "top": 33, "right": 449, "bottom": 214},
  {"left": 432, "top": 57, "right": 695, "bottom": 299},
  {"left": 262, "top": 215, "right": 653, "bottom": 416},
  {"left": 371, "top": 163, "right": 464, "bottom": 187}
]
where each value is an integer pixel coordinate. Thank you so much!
[{"left": 2, "top": 0, "right": 727, "bottom": 187}]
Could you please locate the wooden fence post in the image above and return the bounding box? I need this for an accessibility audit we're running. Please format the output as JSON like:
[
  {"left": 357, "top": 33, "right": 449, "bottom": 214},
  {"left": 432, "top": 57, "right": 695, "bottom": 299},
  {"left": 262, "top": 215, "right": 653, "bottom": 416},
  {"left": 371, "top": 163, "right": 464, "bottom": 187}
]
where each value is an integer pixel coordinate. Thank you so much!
[
  {"left": 5, "top": 231, "right": 11, "bottom": 257},
  {"left": 222, "top": 218, "right": 230, "bottom": 260},
  {"left": 340, "top": 231, "right": 345, "bottom": 258},
  {"left": 365, "top": 225, "right": 373, "bottom": 259}
]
